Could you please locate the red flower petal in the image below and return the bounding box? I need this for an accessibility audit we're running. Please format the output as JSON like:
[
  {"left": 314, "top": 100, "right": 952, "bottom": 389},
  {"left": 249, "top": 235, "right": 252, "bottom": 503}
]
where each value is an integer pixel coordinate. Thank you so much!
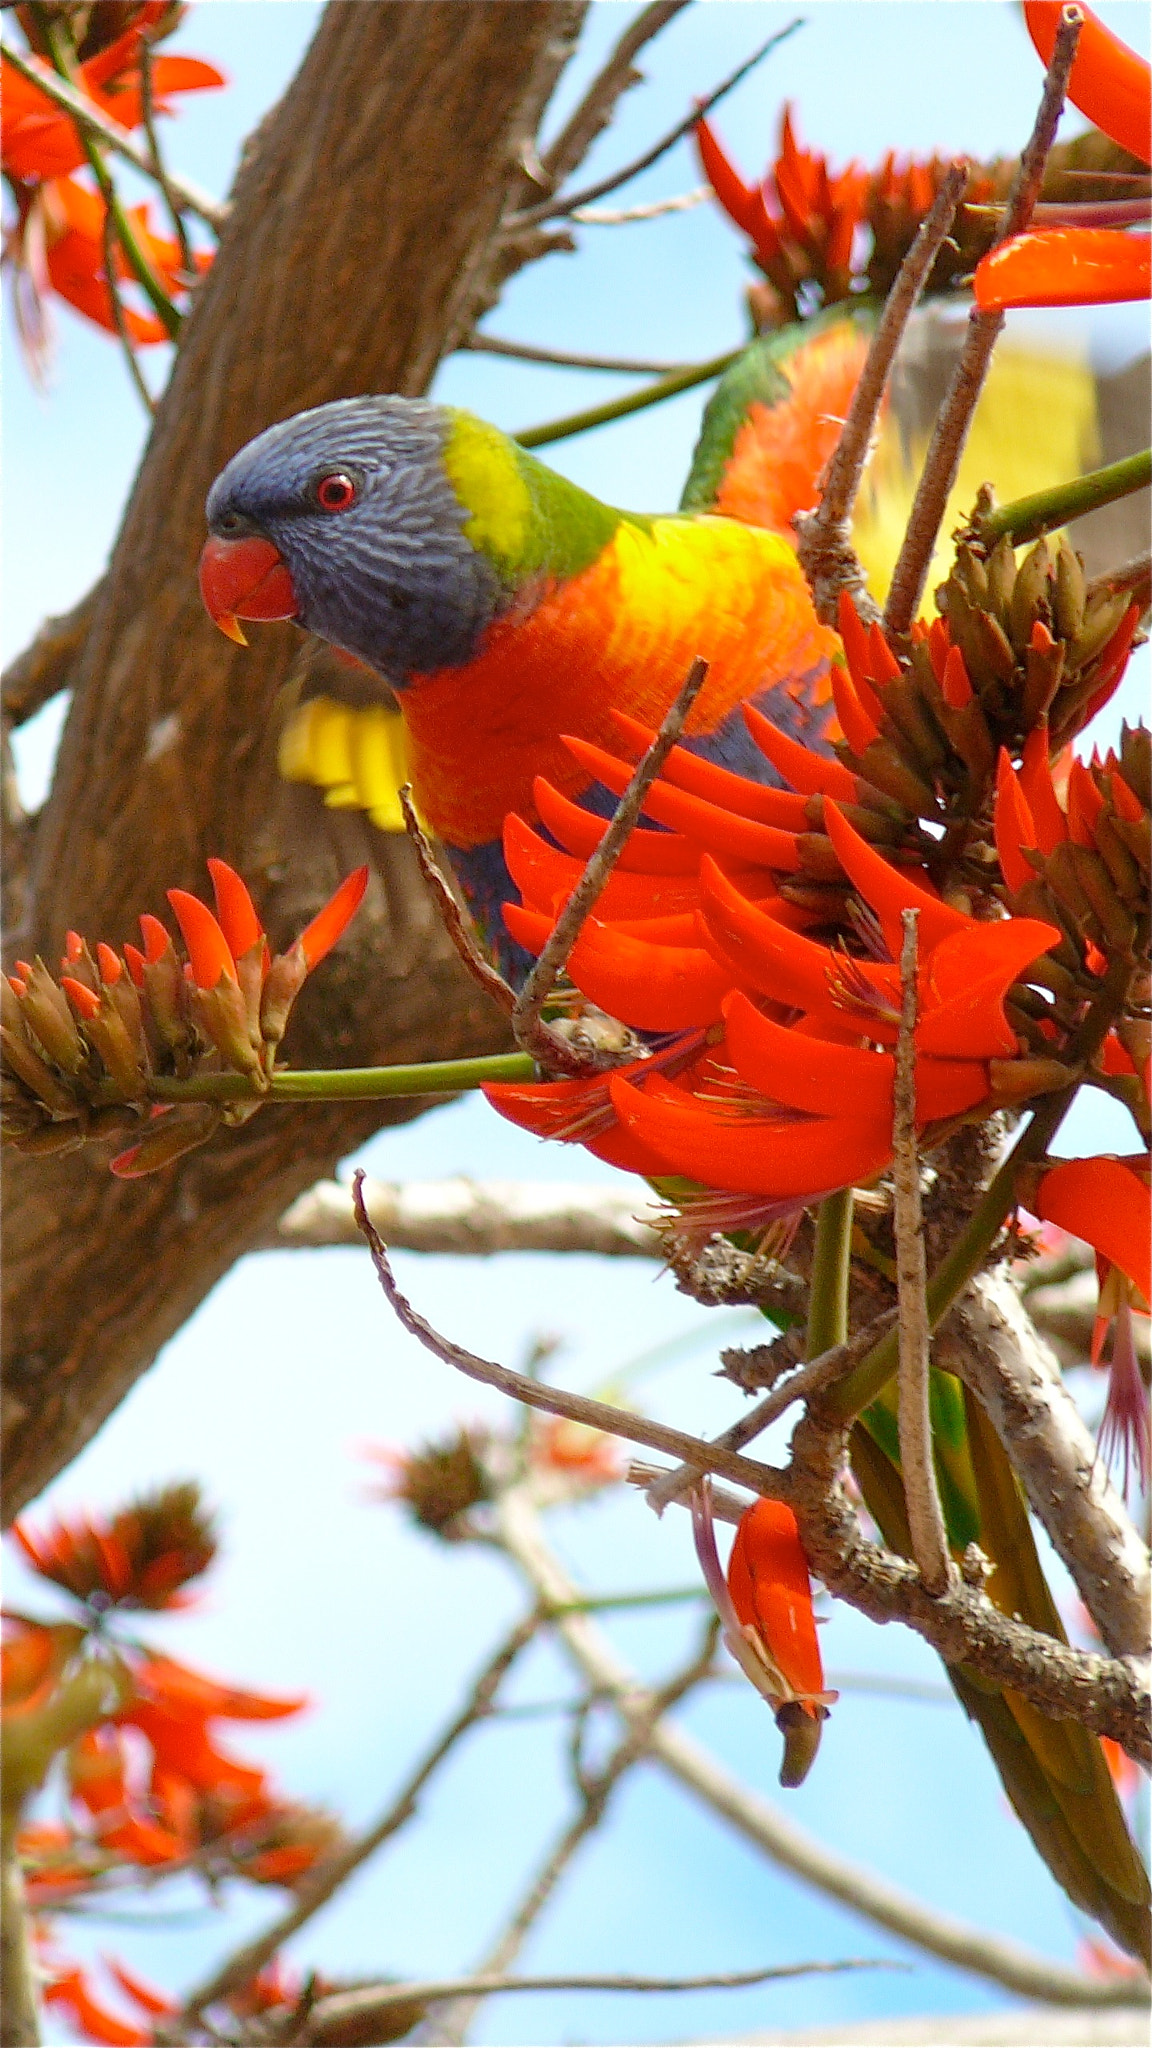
[
  {"left": 533, "top": 777, "right": 699, "bottom": 873},
  {"left": 207, "top": 859, "right": 264, "bottom": 960},
  {"left": 695, "top": 115, "right": 759, "bottom": 236},
  {"left": 607, "top": 712, "right": 811, "bottom": 827},
  {"left": 167, "top": 889, "right": 237, "bottom": 990},
  {"left": 995, "top": 750, "right": 1040, "bottom": 893},
  {"left": 297, "top": 866, "right": 369, "bottom": 969},
  {"left": 1018, "top": 726, "right": 1069, "bottom": 849},
  {"left": 1024, "top": 1, "right": 1151, "bottom": 161},
  {"left": 700, "top": 856, "right": 837, "bottom": 1008},
  {"left": 502, "top": 813, "right": 703, "bottom": 922},
  {"left": 561, "top": 734, "right": 803, "bottom": 871},
  {"left": 1034, "top": 1156, "right": 1151, "bottom": 1303},
  {"left": 823, "top": 801, "right": 969, "bottom": 954},
  {"left": 723, "top": 989, "right": 989, "bottom": 1122},
  {"left": 609, "top": 1072, "right": 891, "bottom": 1197},
  {"left": 728, "top": 1498, "right": 826, "bottom": 1705},
  {"left": 974, "top": 228, "right": 1151, "bottom": 310},
  {"left": 742, "top": 702, "right": 861, "bottom": 801}
]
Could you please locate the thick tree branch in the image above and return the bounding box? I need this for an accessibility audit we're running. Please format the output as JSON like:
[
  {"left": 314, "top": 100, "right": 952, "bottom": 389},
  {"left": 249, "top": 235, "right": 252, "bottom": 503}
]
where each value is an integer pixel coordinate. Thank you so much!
[
  {"left": 2, "top": 1, "right": 590, "bottom": 1520},
  {"left": 273, "top": 1175, "right": 661, "bottom": 1256},
  {"left": 788, "top": 1407, "right": 1151, "bottom": 1765},
  {"left": 934, "top": 1273, "right": 1151, "bottom": 1660}
]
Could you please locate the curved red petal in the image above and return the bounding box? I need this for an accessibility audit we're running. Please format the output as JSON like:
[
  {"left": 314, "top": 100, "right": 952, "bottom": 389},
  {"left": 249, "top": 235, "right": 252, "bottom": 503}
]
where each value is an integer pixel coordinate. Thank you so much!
[
  {"left": 297, "top": 867, "right": 369, "bottom": 969},
  {"left": 607, "top": 711, "right": 811, "bottom": 827},
  {"left": 1035, "top": 1156, "right": 1151, "bottom": 1303},
  {"left": 723, "top": 989, "right": 988, "bottom": 1122},
  {"left": 742, "top": 702, "right": 861, "bottom": 800},
  {"left": 166, "top": 889, "right": 237, "bottom": 990},
  {"left": 1024, "top": 1, "right": 1151, "bottom": 160},
  {"left": 695, "top": 115, "right": 759, "bottom": 235},
  {"left": 533, "top": 777, "right": 699, "bottom": 873},
  {"left": 561, "top": 734, "right": 803, "bottom": 870},
  {"left": 1018, "top": 726, "right": 1069, "bottom": 849},
  {"left": 207, "top": 859, "right": 263, "bottom": 960},
  {"left": 609, "top": 1073, "right": 891, "bottom": 1197},
  {"left": 699, "top": 857, "right": 835, "bottom": 1009},
  {"left": 974, "top": 229, "right": 1151, "bottom": 310},
  {"left": 994, "top": 751, "right": 1040, "bottom": 893},
  {"left": 823, "top": 801, "right": 969, "bottom": 954}
]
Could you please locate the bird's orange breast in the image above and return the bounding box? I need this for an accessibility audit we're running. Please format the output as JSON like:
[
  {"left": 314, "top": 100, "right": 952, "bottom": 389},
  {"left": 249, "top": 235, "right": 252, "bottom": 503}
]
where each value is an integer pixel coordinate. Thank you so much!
[{"left": 401, "top": 515, "right": 837, "bottom": 848}]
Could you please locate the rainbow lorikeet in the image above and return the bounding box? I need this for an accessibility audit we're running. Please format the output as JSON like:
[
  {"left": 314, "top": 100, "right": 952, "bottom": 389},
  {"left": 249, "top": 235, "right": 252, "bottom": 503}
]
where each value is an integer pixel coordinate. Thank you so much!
[{"left": 199, "top": 319, "right": 1149, "bottom": 1964}]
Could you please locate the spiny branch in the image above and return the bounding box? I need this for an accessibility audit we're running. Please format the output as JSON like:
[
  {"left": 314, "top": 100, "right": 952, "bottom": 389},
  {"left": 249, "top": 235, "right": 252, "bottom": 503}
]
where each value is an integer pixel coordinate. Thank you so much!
[{"left": 643, "top": 1307, "right": 900, "bottom": 1515}]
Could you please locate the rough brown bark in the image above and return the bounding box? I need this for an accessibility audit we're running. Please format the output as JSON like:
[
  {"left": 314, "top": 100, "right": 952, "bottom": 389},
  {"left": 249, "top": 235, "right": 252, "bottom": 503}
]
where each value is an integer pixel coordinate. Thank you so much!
[{"left": 2, "top": 0, "right": 588, "bottom": 1519}]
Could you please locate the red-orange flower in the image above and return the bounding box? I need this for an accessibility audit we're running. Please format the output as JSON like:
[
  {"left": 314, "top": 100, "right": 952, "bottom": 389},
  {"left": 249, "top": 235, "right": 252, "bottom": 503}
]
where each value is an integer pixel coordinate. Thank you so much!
[
  {"left": 1033, "top": 1154, "right": 1151, "bottom": 1490},
  {"left": 692, "top": 1479, "right": 835, "bottom": 1788},
  {"left": 2, "top": 16, "right": 223, "bottom": 185},
  {"left": 974, "top": 4, "right": 1150, "bottom": 311},
  {"left": 12, "top": 1482, "right": 215, "bottom": 1612},
  {"left": 3, "top": 15, "right": 223, "bottom": 362}
]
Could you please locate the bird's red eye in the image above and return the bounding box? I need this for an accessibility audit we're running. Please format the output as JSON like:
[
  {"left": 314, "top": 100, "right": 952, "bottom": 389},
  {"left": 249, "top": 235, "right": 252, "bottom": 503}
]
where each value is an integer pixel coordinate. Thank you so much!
[{"left": 316, "top": 473, "right": 357, "bottom": 511}]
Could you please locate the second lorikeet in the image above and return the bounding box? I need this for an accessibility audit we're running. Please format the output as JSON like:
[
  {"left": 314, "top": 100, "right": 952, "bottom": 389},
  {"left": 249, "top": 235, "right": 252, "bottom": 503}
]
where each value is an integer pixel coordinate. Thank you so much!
[{"left": 198, "top": 317, "right": 1149, "bottom": 1965}]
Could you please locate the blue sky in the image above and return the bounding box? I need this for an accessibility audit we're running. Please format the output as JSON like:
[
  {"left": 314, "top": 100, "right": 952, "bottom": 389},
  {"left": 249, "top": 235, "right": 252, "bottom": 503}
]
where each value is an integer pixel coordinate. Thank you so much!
[{"left": 4, "top": 6, "right": 1148, "bottom": 2042}]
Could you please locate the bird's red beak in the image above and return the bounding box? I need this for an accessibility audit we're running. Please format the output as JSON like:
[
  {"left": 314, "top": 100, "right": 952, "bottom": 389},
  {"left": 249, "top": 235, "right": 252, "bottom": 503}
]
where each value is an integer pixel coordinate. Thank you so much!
[{"left": 198, "top": 534, "right": 300, "bottom": 646}]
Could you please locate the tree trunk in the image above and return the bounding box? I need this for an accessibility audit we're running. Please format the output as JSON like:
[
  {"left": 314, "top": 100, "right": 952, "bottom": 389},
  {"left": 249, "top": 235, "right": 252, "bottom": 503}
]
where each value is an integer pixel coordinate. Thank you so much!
[{"left": 2, "top": 0, "right": 588, "bottom": 1519}]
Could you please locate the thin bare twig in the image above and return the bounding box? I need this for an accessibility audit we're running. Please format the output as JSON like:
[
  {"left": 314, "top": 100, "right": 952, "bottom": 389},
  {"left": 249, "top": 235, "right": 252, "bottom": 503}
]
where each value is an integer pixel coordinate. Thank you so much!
[
  {"left": 352, "top": 1173, "right": 789, "bottom": 1499},
  {"left": 794, "top": 160, "right": 970, "bottom": 627},
  {"left": 573, "top": 186, "right": 709, "bottom": 223},
  {"left": 309, "top": 1956, "right": 895, "bottom": 2045},
  {"left": 0, "top": 40, "right": 227, "bottom": 230},
  {"left": 398, "top": 786, "right": 516, "bottom": 1019},
  {"left": 461, "top": 333, "right": 687, "bottom": 374},
  {"left": 100, "top": 198, "right": 156, "bottom": 418},
  {"left": 884, "top": 5, "right": 1085, "bottom": 635},
  {"left": 512, "top": 657, "right": 708, "bottom": 1049},
  {"left": 536, "top": 0, "right": 694, "bottom": 192},
  {"left": 893, "top": 910, "right": 951, "bottom": 1595},
  {"left": 179, "top": 1617, "right": 538, "bottom": 2019},
  {"left": 428, "top": 1614, "right": 722, "bottom": 2046},
  {"left": 493, "top": 1489, "right": 1142, "bottom": 2005},
  {"left": 505, "top": 21, "right": 803, "bottom": 231},
  {"left": 643, "top": 1307, "right": 900, "bottom": 1515},
  {"left": 272, "top": 1176, "right": 661, "bottom": 1256}
]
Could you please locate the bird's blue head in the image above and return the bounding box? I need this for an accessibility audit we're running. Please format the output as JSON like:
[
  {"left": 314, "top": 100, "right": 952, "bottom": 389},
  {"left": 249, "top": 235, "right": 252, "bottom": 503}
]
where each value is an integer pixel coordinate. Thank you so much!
[{"left": 200, "top": 396, "right": 505, "bottom": 684}]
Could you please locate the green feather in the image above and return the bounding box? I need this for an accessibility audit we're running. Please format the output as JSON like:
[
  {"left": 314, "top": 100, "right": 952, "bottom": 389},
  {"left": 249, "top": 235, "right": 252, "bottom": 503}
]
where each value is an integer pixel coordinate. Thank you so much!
[
  {"left": 441, "top": 407, "right": 646, "bottom": 587},
  {"left": 679, "top": 307, "right": 874, "bottom": 515}
]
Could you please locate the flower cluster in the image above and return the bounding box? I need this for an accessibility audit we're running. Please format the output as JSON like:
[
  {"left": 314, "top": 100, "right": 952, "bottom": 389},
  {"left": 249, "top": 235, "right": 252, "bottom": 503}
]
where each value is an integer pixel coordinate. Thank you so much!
[
  {"left": 693, "top": 1481, "right": 835, "bottom": 1787},
  {"left": 2, "top": 3, "right": 223, "bottom": 371},
  {"left": 697, "top": 2, "right": 1148, "bottom": 325},
  {"left": 4, "top": 1486, "right": 340, "bottom": 1900},
  {"left": 484, "top": 552, "right": 1148, "bottom": 1480},
  {"left": 4, "top": 1482, "right": 345, "bottom": 2042},
  {"left": 1, "top": 858, "right": 368, "bottom": 1174}
]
